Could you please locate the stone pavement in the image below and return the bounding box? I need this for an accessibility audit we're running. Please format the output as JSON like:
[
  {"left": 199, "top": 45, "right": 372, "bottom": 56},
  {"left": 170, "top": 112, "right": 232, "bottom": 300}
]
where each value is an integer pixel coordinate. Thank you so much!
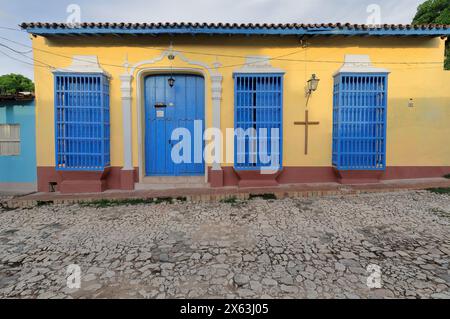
[{"left": 0, "top": 190, "right": 449, "bottom": 299}]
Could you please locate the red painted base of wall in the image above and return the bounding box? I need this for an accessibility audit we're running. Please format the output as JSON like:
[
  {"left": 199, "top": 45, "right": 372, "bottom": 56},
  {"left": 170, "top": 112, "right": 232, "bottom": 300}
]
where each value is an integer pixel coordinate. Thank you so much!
[
  {"left": 234, "top": 170, "right": 281, "bottom": 187},
  {"left": 37, "top": 166, "right": 450, "bottom": 193},
  {"left": 37, "top": 167, "right": 139, "bottom": 193},
  {"left": 120, "top": 169, "right": 136, "bottom": 191},
  {"left": 208, "top": 166, "right": 450, "bottom": 188},
  {"left": 334, "top": 169, "right": 384, "bottom": 184},
  {"left": 382, "top": 166, "right": 450, "bottom": 180},
  {"left": 58, "top": 169, "right": 109, "bottom": 193},
  {"left": 209, "top": 169, "right": 224, "bottom": 187},
  {"left": 208, "top": 167, "right": 338, "bottom": 187},
  {"left": 276, "top": 167, "right": 337, "bottom": 184}
]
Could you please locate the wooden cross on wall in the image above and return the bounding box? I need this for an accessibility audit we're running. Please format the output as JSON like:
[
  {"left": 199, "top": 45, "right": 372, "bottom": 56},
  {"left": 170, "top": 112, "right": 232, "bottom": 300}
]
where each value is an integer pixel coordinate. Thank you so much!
[{"left": 294, "top": 110, "right": 320, "bottom": 155}]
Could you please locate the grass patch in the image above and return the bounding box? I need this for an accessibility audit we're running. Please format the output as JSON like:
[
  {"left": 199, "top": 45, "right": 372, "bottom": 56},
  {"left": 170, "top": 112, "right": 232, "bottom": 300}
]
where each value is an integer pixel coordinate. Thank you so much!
[
  {"left": 36, "top": 200, "right": 54, "bottom": 207},
  {"left": 220, "top": 196, "right": 238, "bottom": 204},
  {"left": 80, "top": 196, "right": 183, "bottom": 208},
  {"left": 80, "top": 198, "right": 154, "bottom": 208},
  {"left": 249, "top": 193, "right": 277, "bottom": 200},
  {"left": 427, "top": 187, "right": 450, "bottom": 195}
]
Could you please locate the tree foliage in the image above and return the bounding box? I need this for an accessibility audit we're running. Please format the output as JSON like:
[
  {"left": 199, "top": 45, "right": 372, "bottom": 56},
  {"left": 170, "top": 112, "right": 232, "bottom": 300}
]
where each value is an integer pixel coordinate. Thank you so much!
[
  {"left": 412, "top": 0, "right": 450, "bottom": 70},
  {"left": 413, "top": 0, "right": 450, "bottom": 24},
  {"left": 0, "top": 73, "right": 35, "bottom": 95}
]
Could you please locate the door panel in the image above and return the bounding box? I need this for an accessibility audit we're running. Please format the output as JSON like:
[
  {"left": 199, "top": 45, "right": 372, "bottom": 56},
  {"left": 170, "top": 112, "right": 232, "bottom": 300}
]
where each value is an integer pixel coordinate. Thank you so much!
[{"left": 144, "top": 74, "right": 205, "bottom": 176}]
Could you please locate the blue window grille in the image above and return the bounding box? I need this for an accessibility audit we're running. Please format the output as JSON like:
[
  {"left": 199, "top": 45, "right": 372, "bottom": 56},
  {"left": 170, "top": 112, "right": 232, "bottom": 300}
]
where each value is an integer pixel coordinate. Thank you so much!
[
  {"left": 234, "top": 74, "right": 283, "bottom": 170},
  {"left": 54, "top": 73, "right": 110, "bottom": 171},
  {"left": 332, "top": 73, "right": 388, "bottom": 170}
]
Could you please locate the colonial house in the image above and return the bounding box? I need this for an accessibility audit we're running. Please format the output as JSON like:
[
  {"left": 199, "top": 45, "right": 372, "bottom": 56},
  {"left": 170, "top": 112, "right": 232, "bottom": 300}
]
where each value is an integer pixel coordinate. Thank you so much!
[{"left": 21, "top": 22, "right": 450, "bottom": 193}]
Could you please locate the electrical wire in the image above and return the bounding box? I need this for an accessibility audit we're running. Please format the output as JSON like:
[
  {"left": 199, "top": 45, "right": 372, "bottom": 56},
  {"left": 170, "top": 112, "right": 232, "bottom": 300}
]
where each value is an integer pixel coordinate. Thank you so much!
[
  {"left": 0, "top": 43, "right": 34, "bottom": 55},
  {"left": 0, "top": 49, "right": 50, "bottom": 69},
  {"left": 0, "top": 31, "right": 446, "bottom": 72},
  {"left": 0, "top": 29, "right": 446, "bottom": 65},
  {"left": 0, "top": 39, "right": 443, "bottom": 73},
  {"left": 0, "top": 35, "right": 310, "bottom": 71},
  {"left": 0, "top": 42, "right": 57, "bottom": 69},
  {"left": 0, "top": 26, "right": 309, "bottom": 62},
  {"left": 0, "top": 26, "right": 24, "bottom": 32}
]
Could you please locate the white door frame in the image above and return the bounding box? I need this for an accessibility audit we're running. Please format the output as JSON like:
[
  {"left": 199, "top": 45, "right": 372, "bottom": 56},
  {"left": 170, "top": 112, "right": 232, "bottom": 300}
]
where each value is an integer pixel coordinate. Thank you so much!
[
  {"left": 136, "top": 68, "right": 208, "bottom": 181},
  {"left": 120, "top": 48, "right": 223, "bottom": 184}
]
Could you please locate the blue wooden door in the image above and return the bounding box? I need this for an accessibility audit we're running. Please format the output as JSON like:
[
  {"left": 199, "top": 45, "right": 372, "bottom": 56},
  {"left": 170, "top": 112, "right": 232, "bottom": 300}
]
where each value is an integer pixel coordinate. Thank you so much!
[{"left": 144, "top": 74, "right": 205, "bottom": 176}]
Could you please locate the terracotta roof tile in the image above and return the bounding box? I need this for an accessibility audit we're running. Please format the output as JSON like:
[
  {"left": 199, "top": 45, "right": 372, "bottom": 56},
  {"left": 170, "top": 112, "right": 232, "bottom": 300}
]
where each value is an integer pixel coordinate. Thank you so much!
[{"left": 20, "top": 22, "right": 450, "bottom": 37}]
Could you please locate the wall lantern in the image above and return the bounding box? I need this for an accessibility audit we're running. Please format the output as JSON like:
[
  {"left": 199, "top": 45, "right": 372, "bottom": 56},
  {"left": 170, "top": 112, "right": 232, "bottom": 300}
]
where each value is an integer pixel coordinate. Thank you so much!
[
  {"left": 305, "top": 74, "right": 320, "bottom": 108},
  {"left": 307, "top": 74, "right": 320, "bottom": 93},
  {"left": 168, "top": 76, "right": 176, "bottom": 88}
]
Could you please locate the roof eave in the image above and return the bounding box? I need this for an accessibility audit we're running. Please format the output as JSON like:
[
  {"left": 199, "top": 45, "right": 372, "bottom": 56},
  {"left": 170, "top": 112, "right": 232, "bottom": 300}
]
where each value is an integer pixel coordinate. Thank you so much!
[{"left": 23, "top": 27, "right": 450, "bottom": 37}]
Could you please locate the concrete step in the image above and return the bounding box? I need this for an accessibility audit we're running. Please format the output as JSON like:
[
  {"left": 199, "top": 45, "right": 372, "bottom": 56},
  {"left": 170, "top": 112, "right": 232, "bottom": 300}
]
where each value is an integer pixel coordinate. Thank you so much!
[
  {"left": 136, "top": 176, "right": 208, "bottom": 190},
  {"left": 141, "top": 176, "right": 205, "bottom": 184},
  {"left": 135, "top": 183, "right": 209, "bottom": 190}
]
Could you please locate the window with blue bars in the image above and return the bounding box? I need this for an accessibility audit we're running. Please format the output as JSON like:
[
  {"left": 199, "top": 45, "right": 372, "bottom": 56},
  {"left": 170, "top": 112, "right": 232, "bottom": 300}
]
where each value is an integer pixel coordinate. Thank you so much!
[
  {"left": 332, "top": 73, "right": 388, "bottom": 171},
  {"left": 234, "top": 74, "right": 283, "bottom": 170},
  {"left": 54, "top": 73, "right": 110, "bottom": 171}
]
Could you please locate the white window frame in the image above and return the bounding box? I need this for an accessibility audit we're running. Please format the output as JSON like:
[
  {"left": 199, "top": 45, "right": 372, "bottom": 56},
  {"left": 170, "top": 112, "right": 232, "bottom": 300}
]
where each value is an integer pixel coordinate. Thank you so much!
[{"left": 0, "top": 124, "right": 21, "bottom": 156}]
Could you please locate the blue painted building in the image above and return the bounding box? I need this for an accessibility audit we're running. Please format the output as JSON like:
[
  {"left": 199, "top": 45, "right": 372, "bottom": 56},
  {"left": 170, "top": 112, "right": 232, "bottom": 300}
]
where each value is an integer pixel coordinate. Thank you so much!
[{"left": 0, "top": 99, "right": 36, "bottom": 191}]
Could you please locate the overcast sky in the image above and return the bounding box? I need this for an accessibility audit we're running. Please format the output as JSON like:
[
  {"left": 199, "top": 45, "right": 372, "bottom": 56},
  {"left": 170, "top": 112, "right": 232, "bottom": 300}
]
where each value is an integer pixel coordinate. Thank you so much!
[{"left": 0, "top": 0, "right": 426, "bottom": 79}]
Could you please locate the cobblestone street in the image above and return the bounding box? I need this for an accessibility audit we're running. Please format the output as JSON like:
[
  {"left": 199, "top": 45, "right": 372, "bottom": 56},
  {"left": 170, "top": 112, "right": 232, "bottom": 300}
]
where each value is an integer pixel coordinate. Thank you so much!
[{"left": 0, "top": 190, "right": 449, "bottom": 299}]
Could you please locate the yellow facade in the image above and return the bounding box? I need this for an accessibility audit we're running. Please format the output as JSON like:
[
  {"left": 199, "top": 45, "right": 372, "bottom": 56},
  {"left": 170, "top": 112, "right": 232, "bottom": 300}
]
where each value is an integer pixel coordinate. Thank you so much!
[{"left": 32, "top": 35, "right": 450, "bottom": 170}]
